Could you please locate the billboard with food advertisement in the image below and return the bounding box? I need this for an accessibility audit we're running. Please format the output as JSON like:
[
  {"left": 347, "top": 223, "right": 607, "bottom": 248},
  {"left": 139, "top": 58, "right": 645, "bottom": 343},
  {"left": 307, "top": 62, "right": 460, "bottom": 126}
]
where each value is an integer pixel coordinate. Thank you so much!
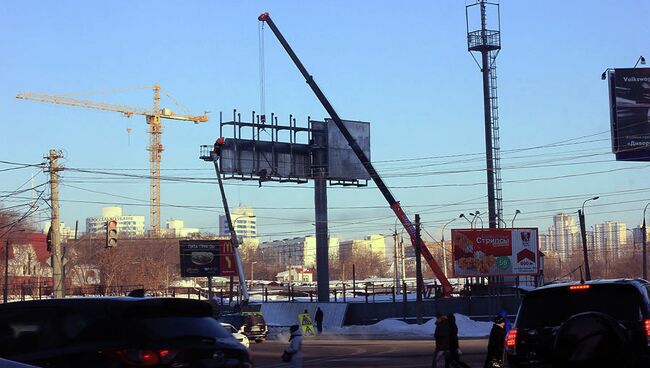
[
  {"left": 179, "top": 240, "right": 225, "bottom": 277},
  {"left": 451, "top": 228, "right": 539, "bottom": 277}
]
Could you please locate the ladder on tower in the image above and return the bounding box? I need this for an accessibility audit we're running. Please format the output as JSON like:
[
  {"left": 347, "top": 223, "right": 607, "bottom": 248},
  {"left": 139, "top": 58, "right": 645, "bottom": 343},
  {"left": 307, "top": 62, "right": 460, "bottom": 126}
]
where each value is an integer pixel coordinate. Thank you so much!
[{"left": 488, "top": 51, "right": 503, "bottom": 227}]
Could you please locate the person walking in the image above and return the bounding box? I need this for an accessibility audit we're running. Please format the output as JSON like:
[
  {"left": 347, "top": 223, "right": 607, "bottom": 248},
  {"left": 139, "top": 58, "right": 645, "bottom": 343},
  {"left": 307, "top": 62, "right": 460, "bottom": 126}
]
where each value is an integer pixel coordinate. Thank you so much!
[
  {"left": 433, "top": 312, "right": 452, "bottom": 368},
  {"left": 447, "top": 314, "right": 471, "bottom": 368},
  {"left": 484, "top": 315, "right": 506, "bottom": 368},
  {"left": 284, "top": 325, "right": 303, "bottom": 367},
  {"left": 315, "top": 307, "right": 324, "bottom": 334}
]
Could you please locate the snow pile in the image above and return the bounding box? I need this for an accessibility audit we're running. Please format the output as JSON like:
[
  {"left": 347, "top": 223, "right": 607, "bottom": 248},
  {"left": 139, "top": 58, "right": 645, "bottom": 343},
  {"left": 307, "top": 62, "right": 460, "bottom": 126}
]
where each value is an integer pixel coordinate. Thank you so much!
[
  {"left": 328, "top": 314, "right": 492, "bottom": 338},
  {"left": 454, "top": 314, "right": 493, "bottom": 337}
]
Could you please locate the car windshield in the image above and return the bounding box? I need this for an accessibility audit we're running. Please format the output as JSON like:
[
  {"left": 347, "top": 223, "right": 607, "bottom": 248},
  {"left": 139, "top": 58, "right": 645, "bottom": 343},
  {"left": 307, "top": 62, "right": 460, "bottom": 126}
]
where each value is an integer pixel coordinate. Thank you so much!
[{"left": 517, "top": 284, "right": 643, "bottom": 329}]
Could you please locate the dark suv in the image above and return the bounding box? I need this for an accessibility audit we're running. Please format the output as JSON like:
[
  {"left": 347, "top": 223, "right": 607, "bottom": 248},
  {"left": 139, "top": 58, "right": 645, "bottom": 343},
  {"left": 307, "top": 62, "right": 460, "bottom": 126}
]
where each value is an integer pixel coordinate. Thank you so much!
[
  {"left": 505, "top": 279, "right": 650, "bottom": 368},
  {"left": 0, "top": 297, "right": 253, "bottom": 367},
  {"left": 217, "top": 313, "right": 268, "bottom": 343}
]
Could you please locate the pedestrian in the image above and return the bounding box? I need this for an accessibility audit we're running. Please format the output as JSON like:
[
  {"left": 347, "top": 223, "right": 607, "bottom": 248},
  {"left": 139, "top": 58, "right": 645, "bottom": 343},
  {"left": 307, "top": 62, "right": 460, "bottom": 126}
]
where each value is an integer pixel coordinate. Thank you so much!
[
  {"left": 447, "top": 314, "right": 471, "bottom": 368},
  {"left": 283, "top": 324, "right": 303, "bottom": 367},
  {"left": 315, "top": 307, "right": 324, "bottom": 334},
  {"left": 484, "top": 315, "right": 506, "bottom": 368},
  {"left": 433, "top": 312, "right": 452, "bottom": 368}
]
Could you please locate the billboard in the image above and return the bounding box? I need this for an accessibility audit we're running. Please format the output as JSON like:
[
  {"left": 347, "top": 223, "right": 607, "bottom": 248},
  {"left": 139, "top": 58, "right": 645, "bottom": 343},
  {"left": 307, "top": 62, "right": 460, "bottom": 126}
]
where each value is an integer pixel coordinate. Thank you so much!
[
  {"left": 179, "top": 240, "right": 223, "bottom": 277},
  {"left": 451, "top": 228, "right": 539, "bottom": 277},
  {"left": 219, "top": 139, "right": 311, "bottom": 181},
  {"left": 608, "top": 68, "right": 650, "bottom": 161},
  {"left": 325, "top": 118, "right": 371, "bottom": 181}
]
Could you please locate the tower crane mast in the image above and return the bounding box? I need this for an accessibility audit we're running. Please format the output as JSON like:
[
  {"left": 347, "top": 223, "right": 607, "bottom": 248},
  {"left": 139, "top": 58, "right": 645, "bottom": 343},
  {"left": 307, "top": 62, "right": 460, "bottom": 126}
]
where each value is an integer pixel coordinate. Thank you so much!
[{"left": 17, "top": 84, "right": 208, "bottom": 236}]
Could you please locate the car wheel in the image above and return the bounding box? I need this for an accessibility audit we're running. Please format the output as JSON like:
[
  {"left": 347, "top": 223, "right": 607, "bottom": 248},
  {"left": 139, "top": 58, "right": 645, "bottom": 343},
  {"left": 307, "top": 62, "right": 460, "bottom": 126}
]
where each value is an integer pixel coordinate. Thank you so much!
[
  {"left": 255, "top": 339, "right": 264, "bottom": 343},
  {"left": 553, "top": 312, "right": 632, "bottom": 368}
]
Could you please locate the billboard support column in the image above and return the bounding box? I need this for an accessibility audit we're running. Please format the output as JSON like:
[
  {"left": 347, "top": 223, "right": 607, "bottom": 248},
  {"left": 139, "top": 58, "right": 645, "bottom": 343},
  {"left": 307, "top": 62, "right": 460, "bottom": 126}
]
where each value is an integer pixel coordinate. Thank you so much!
[{"left": 313, "top": 124, "right": 329, "bottom": 302}]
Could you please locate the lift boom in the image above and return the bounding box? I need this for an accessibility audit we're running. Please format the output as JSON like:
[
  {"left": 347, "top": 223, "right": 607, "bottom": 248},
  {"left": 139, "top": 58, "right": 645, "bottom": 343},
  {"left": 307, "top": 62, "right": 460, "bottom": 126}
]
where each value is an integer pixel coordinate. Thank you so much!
[{"left": 258, "top": 12, "right": 453, "bottom": 297}]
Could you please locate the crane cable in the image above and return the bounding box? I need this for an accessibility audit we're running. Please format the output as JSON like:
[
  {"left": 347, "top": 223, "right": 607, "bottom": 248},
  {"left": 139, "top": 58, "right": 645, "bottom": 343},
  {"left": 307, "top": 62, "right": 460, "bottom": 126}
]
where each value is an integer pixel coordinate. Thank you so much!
[{"left": 259, "top": 20, "right": 267, "bottom": 125}]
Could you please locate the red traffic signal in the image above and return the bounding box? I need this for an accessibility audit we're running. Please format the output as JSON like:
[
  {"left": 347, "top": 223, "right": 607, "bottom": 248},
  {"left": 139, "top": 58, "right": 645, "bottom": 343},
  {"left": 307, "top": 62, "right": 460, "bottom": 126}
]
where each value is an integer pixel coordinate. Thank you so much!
[{"left": 106, "top": 220, "right": 118, "bottom": 248}]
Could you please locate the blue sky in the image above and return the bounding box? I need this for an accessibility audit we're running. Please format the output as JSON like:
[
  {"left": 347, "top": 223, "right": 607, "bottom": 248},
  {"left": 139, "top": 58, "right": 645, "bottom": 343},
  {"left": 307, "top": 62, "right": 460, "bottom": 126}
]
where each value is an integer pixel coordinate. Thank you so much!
[{"left": 1, "top": 1, "right": 649, "bottom": 242}]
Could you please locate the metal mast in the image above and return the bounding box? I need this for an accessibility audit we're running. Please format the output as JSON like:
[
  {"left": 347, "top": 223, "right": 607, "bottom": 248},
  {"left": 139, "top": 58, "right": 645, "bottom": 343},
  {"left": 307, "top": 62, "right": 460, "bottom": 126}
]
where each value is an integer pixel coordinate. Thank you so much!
[
  {"left": 147, "top": 84, "right": 163, "bottom": 236},
  {"left": 467, "top": 0, "right": 502, "bottom": 228}
]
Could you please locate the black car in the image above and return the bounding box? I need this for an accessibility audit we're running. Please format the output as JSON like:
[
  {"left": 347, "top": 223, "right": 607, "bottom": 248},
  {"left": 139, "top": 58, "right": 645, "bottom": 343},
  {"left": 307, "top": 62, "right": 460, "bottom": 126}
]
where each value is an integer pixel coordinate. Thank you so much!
[
  {"left": 217, "top": 313, "right": 268, "bottom": 343},
  {"left": 0, "top": 297, "right": 253, "bottom": 367},
  {"left": 505, "top": 279, "right": 650, "bottom": 368}
]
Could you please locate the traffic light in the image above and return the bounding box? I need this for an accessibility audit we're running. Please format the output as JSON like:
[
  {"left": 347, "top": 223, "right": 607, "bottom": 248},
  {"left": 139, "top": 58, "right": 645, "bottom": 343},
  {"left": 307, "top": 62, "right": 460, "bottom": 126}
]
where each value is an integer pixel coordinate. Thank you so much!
[{"left": 106, "top": 220, "right": 118, "bottom": 248}]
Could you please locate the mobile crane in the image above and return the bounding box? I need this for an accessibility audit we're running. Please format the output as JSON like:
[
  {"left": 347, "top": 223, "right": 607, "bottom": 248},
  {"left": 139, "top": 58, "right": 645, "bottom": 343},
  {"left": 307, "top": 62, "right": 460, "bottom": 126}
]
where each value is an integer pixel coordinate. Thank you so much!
[{"left": 258, "top": 12, "right": 453, "bottom": 296}]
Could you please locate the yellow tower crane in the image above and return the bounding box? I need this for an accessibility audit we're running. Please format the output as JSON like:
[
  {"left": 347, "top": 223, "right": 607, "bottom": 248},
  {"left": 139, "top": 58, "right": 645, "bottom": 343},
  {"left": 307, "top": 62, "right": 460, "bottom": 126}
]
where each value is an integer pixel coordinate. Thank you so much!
[{"left": 16, "top": 84, "right": 209, "bottom": 237}]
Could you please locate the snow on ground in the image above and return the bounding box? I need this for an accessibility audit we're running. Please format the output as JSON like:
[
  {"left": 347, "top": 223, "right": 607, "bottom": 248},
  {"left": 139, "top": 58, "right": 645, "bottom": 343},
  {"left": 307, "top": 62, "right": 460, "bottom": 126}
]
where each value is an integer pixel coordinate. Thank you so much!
[{"left": 325, "top": 314, "right": 492, "bottom": 338}]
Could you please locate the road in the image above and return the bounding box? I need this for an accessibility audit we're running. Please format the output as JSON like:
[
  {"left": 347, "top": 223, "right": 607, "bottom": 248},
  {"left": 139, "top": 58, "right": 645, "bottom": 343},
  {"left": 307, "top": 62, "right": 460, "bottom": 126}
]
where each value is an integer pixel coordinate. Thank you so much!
[{"left": 250, "top": 338, "right": 488, "bottom": 368}]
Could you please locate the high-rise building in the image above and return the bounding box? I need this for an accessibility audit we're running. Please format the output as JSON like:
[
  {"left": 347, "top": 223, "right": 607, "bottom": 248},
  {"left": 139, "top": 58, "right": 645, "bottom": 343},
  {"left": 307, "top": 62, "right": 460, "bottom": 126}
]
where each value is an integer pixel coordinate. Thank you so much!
[
  {"left": 632, "top": 226, "right": 650, "bottom": 247},
  {"left": 86, "top": 207, "right": 145, "bottom": 237},
  {"left": 259, "top": 236, "right": 339, "bottom": 268},
  {"left": 338, "top": 235, "right": 391, "bottom": 262},
  {"left": 594, "top": 221, "right": 627, "bottom": 258},
  {"left": 546, "top": 213, "right": 580, "bottom": 258},
  {"left": 219, "top": 206, "right": 257, "bottom": 239}
]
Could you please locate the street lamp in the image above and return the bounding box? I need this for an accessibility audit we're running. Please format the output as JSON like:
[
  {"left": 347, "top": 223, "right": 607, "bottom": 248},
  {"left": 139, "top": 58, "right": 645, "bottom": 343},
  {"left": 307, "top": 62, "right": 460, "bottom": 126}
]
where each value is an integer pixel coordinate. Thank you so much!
[
  {"left": 459, "top": 213, "right": 472, "bottom": 228},
  {"left": 470, "top": 211, "right": 484, "bottom": 229},
  {"left": 4, "top": 229, "right": 26, "bottom": 303},
  {"left": 601, "top": 56, "right": 645, "bottom": 80},
  {"left": 635, "top": 55, "right": 646, "bottom": 68},
  {"left": 511, "top": 209, "right": 521, "bottom": 228},
  {"left": 579, "top": 196, "right": 599, "bottom": 280},
  {"left": 440, "top": 218, "right": 457, "bottom": 278},
  {"left": 642, "top": 202, "right": 650, "bottom": 280}
]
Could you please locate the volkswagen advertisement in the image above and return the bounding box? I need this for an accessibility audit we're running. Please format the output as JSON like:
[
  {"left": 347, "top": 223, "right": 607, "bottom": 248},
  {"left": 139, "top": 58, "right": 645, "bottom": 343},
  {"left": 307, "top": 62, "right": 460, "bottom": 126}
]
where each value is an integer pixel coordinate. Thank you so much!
[{"left": 609, "top": 67, "right": 650, "bottom": 161}]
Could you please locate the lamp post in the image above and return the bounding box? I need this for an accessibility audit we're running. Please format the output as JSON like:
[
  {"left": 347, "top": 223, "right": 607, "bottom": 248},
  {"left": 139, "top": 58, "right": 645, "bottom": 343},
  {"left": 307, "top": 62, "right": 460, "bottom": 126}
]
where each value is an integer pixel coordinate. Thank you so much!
[
  {"left": 4, "top": 229, "right": 25, "bottom": 303},
  {"left": 511, "top": 209, "right": 521, "bottom": 228},
  {"left": 459, "top": 213, "right": 472, "bottom": 228},
  {"left": 470, "top": 211, "right": 484, "bottom": 229},
  {"left": 642, "top": 202, "right": 650, "bottom": 280},
  {"left": 250, "top": 261, "right": 258, "bottom": 289},
  {"left": 579, "top": 196, "right": 599, "bottom": 281},
  {"left": 634, "top": 55, "right": 646, "bottom": 68},
  {"left": 601, "top": 56, "right": 645, "bottom": 80},
  {"left": 440, "top": 218, "right": 457, "bottom": 278}
]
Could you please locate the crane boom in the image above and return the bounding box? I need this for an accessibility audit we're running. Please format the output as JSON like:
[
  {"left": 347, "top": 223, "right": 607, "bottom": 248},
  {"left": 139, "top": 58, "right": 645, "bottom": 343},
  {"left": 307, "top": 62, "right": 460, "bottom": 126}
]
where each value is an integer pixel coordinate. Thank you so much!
[
  {"left": 258, "top": 12, "right": 453, "bottom": 297},
  {"left": 16, "top": 92, "right": 208, "bottom": 123}
]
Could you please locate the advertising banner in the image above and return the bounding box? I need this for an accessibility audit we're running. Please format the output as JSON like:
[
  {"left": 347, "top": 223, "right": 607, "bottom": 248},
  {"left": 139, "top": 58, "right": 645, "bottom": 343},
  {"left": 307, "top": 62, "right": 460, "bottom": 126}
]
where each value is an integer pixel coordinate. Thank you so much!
[
  {"left": 609, "top": 68, "right": 650, "bottom": 161},
  {"left": 219, "top": 240, "right": 237, "bottom": 276},
  {"left": 179, "top": 240, "right": 223, "bottom": 277},
  {"left": 451, "top": 228, "right": 539, "bottom": 277}
]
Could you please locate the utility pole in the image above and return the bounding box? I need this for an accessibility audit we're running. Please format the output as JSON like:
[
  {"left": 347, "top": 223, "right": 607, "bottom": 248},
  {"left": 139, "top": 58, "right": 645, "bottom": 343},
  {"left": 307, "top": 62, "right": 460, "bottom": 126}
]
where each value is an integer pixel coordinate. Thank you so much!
[
  {"left": 313, "top": 123, "right": 329, "bottom": 302},
  {"left": 47, "top": 149, "right": 64, "bottom": 298},
  {"left": 415, "top": 214, "right": 423, "bottom": 325},
  {"left": 393, "top": 228, "right": 399, "bottom": 293},
  {"left": 578, "top": 210, "right": 591, "bottom": 281}
]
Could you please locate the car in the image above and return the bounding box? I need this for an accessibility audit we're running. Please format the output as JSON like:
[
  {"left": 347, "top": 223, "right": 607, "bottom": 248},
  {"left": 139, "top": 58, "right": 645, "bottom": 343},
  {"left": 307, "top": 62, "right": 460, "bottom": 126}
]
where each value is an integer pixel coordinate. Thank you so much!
[
  {"left": 221, "top": 323, "right": 250, "bottom": 348},
  {"left": 505, "top": 279, "right": 650, "bottom": 368},
  {"left": 218, "top": 313, "right": 269, "bottom": 343},
  {"left": 0, "top": 297, "right": 253, "bottom": 367}
]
